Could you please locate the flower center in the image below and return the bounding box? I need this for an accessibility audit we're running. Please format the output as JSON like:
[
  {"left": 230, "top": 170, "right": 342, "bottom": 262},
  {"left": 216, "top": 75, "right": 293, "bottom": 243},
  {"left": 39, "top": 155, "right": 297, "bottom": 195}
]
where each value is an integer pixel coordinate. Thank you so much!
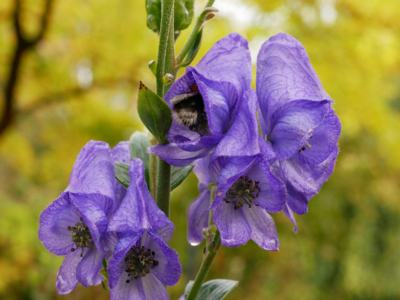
[
  {"left": 224, "top": 175, "right": 261, "bottom": 210},
  {"left": 171, "top": 84, "right": 211, "bottom": 136},
  {"left": 298, "top": 136, "right": 313, "bottom": 153},
  {"left": 67, "top": 217, "right": 94, "bottom": 257},
  {"left": 124, "top": 244, "right": 159, "bottom": 283}
]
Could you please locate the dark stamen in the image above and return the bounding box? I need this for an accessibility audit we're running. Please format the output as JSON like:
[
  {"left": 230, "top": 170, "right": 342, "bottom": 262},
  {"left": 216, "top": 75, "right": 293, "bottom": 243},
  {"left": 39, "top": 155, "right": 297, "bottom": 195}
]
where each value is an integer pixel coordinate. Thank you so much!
[
  {"left": 124, "top": 244, "right": 158, "bottom": 282},
  {"left": 67, "top": 218, "right": 94, "bottom": 255},
  {"left": 224, "top": 175, "right": 261, "bottom": 210}
]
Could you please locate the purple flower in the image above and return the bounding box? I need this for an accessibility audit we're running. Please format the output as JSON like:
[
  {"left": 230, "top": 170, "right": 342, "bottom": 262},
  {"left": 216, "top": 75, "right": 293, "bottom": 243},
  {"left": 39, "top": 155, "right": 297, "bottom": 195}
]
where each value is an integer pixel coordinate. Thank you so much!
[
  {"left": 106, "top": 159, "right": 182, "bottom": 300},
  {"left": 256, "top": 33, "right": 341, "bottom": 231},
  {"left": 188, "top": 91, "right": 286, "bottom": 249},
  {"left": 149, "top": 33, "right": 252, "bottom": 167},
  {"left": 111, "top": 141, "right": 131, "bottom": 209},
  {"left": 38, "top": 141, "right": 115, "bottom": 294}
]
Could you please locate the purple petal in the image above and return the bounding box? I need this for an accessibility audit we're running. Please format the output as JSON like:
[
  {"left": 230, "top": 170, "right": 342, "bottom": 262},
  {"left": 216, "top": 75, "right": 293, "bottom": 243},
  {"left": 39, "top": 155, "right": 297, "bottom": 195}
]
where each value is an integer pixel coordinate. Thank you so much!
[
  {"left": 212, "top": 89, "right": 260, "bottom": 158},
  {"left": 108, "top": 233, "right": 143, "bottom": 289},
  {"left": 282, "top": 204, "right": 298, "bottom": 233},
  {"left": 108, "top": 159, "right": 174, "bottom": 242},
  {"left": 266, "top": 100, "right": 330, "bottom": 160},
  {"left": 69, "top": 193, "right": 113, "bottom": 255},
  {"left": 142, "top": 231, "right": 182, "bottom": 286},
  {"left": 76, "top": 247, "right": 105, "bottom": 287},
  {"left": 187, "top": 189, "right": 210, "bottom": 246},
  {"left": 286, "top": 181, "right": 309, "bottom": 215},
  {"left": 56, "top": 250, "right": 81, "bottom": 294},
  {"left": 110, "top": 273, "right": 169, "bottom": 300},
  {"left": 65, "top": 141, "right": 115, "bottom": 201},
  {"left": 193, "top": 156, "right": 211, "bottom": 191},
  {"left": 38, "top": 194, "right": 79, "bottom": 256},
  {"left": 257, "top": 32, "right": 332, "bottom": 122},
  {"left": 149, "top": 143, "right": 212, "bottom": 167},
  {"left": 112, "top": 141, "right": 131, "bottom": 209},
  {"left": 213, "top": 202, "right": 251, "bottom": 247},
  {"left": 296, "top": 109, "right": 341, "bottom": 165},
  {"left": 242, "top": 206, "right": 279, "bottom": 250}
]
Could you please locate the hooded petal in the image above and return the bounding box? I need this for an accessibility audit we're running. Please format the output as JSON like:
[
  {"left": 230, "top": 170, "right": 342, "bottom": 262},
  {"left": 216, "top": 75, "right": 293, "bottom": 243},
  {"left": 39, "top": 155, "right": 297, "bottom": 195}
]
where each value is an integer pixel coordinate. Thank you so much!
[
  {"left": 110, "top": 273, "right": 169, "bottom": 300},
  {"left": 38, "top": 194, "right": 79, "bottom": 255},
  {"left": 193, "top": 156, "right": 211, "bottom": 191},
  {"left": 56, "top": 250, "right": 81, "bottom": 294},
  {"left": 242, "top": 206, "right": 279, "bottom": 250},
  {"left": 112, "top": 141, "right": 131, "bottom": 209},
  {"left": 256, "top": 32, "right": 332, "bottom": 122},
  {"left": 141, "top": 231, "right": 182, "bottom": 286},
  {"left": 65, "top": 141, "right": 115, "bottom": 202},
  {"left": 212, "top": 89, "right": 260, "bottom": 159},
  {"left": 107, "top": 159, "right": 174, "bottom": 242},
  {"left": 76, "top": 247, "right": 105, "bottom": 287},
  {"left": 187, "top": 189, "right": 210, "bottom": 246},
  {"left": 265, "top": 100, "right": 330, "bottom": 160}
]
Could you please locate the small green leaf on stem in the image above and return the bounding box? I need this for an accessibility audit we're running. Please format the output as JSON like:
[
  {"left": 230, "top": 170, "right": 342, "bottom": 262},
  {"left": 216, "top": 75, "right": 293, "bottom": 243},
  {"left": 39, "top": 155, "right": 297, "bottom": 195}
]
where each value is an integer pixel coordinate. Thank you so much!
[
  {"left": 101, "top": 280, "right": 109, "bottom": 291},
  {"left": 99, "top": 269, "right": 109, "bottom": 280},
  {"left": 170, "top": 165, "right": 193, "bottom": 191},
  {"left": 163, "top": 73, "right": 174, "bottom": 85},
  {"left": 137, "top": 81, "right": 172, "bottom": 143},
  {"left": 148, "top": 60, "right": 157, "bottom": 76},
  {"left": 184, "top": 279, "right": 238, "bottom": 300},
  {"left": 115, "top": 162, "right": 130, "bottom": 188},
  {"left": 179, "top": 29, "right": 203, "bottom": 68}
]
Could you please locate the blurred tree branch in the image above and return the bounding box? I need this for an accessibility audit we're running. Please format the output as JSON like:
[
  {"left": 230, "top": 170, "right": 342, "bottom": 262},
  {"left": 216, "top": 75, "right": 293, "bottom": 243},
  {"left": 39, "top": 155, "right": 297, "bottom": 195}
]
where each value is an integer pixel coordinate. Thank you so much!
[{"left": 0, "top": 0, "right": 54, "bottom": 136}]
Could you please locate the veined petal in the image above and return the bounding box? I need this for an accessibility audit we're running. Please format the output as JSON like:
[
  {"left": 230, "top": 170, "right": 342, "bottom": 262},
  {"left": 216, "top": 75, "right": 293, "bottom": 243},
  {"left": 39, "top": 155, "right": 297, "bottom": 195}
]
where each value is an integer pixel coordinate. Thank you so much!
[
  {"left": 65, "top": 141, "right": 115, "bottom": 201},
  {"left": 142, "top": 231, "right": 182, "bottom": 286},
  {"left": 242, "top": 206, "right": 279, "bottom": 250},
  {"left": 76, "top": 247, "right": 105, "bottom": 287},
  {"left": 193, "top": 156, "right": 211, "bottom": 191},
  {"left": 149, "top": 143, "right": 212, "bottom": 167},
  {"left": 69, "top": 193, "right": 113, "bottom": 255},
  {"left": 110, "top": 273, "right": 169, "bottom": 300},
  {"left": 296, "top": 109, "right": 341, "bottom": 165},
  {"left": 267, "top": 100, "right": 330, "bottom": 160},
  {"left": 212, "top": 89, "right": 260, "bottom": 158},
  {"left": 56, "top": 250, "right": 81, "bottom": 294},
  {"left": 213, "top": 202, "right": 251, "bottom": 247},
  {"left": 282, "top": 203, "right": 298, "bottom": 233},
  {"left": 187, "top": 189, "right": 210, "bottom": 246},
  {"left": 257, "top": 32, "right": 332, "bottom": 122},
  {"left": 38, "top": 194, "right": 79, "bottom": 256}
]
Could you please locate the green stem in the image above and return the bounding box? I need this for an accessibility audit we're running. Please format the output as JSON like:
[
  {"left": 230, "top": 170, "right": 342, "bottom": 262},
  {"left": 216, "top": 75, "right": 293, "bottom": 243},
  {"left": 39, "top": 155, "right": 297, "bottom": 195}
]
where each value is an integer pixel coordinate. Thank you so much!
[
  {"left": 156, "top": 0, "right": 175, "bottom": 97},
  {"left": 150, "top": 154, "right": 157, "bottom": 198},
  {"left": 186, "top": 231, "right": 221, "bottom": 300},
  {"left": 155, "top": 157, "right": 171, "bottom": 218},
  {"left": 163, "top": 14, "right": 176, "bottom": 95},
  {"left": 175, "top": 0, "right": 215, "bottom": 67}
]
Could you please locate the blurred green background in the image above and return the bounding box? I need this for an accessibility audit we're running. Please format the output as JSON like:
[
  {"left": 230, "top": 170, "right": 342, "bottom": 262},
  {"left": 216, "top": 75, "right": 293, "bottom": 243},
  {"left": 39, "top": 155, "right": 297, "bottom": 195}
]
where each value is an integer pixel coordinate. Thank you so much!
[{"left": 1, "top": 0, "right": 400, "bottom": 299}]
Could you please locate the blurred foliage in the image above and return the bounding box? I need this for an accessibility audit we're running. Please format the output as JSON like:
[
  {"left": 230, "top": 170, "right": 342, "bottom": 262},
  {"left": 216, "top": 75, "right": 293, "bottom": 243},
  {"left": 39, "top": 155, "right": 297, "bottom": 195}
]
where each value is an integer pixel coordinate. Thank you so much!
[{"left": 1, "top": 0, "right": 400, "bottom": 299}]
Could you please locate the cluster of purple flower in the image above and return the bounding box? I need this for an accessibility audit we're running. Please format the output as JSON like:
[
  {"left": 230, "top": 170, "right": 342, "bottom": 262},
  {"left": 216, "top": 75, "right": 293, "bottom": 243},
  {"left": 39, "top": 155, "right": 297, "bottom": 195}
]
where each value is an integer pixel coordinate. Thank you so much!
[
  {"left": 38, "top": 32, "right": 340, "bottom": 299},
  {"left": 150, "top": 32, "right": 341, "bottom": 249},
  {"left": 39, "top": 141, "right": 182, "bottom": 299}
]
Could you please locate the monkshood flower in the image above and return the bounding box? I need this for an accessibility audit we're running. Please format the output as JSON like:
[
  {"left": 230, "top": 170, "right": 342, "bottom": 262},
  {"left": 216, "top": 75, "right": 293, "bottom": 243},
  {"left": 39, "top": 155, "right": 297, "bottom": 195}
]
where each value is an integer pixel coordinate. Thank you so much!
[
  {"left": 149, "top": 33, "right": 252, "bottom": 167},
  {"left": 106, "top": 159, "right": 182, "bottom": 300},
  {"left": 256, "top": 33, "right": 341, "bottom": 231},
  {"left": 111, "top": 141, "right": 130, "bottom": 209},
  {"left": 38, "top": 141, "right": 115, "bottom": 294},
  {"left": 188, "top": 90, "right": 286, "bottom": 249}
]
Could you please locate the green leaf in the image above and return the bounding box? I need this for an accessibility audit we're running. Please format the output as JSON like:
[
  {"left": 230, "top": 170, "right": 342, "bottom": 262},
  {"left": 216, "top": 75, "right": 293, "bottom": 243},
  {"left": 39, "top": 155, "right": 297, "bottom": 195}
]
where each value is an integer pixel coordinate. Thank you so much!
[
  {"left": 184, "top": 279, "right": 238, "bottom": 300},
  {"left": 115, "top": 162, "right": 130, "bottom": 188},
  {"left": 129, "top": 131, "right": 151, "bottom": 186},
  {"left": 137, "top": 81, "right": 172, "bottom": 144},
  {"left": 171, "top": 165, "right": 193, "bottom": 191},
  {"left": 180, "top": 29, "right": 203, "bottom": 68},
  {"left": 99, "top": 269, "right": 109, "bottom": 280},
  {"left": 101, "top": 281, "right": 109, "bottom": 291}
]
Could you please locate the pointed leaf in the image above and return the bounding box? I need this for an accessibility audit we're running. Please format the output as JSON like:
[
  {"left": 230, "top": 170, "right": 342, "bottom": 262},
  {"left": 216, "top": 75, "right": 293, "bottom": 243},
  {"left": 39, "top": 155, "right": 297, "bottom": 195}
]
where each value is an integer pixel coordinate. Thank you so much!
[
  {"left": 171, "top": 165, "right": 193, "bottom": 191},
  {"left": 115, "top": 162, "right": 130, "bottom": 188},
  {"left": 137, "top": 81, "right": 172, "bottom": 143},
  {"left": 181, "top": 29, "right": 203, "bottom": 68},
  {"left": 184, "top": 279, "right": 238, "bottom": 300}
]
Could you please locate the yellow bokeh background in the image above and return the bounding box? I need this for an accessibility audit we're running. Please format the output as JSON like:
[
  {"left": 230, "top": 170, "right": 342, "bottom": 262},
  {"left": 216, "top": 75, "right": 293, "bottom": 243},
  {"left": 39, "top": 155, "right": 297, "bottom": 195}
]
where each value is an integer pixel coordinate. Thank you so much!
[{"left": 1, "top": 0, "right": 400, "bottom": 299}]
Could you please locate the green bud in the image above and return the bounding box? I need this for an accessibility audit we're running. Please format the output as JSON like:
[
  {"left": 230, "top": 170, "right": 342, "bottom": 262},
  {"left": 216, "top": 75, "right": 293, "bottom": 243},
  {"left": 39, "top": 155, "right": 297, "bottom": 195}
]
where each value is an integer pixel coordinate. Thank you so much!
[{"left": 148, "top": 60, "right": 157, "bottom": 76}]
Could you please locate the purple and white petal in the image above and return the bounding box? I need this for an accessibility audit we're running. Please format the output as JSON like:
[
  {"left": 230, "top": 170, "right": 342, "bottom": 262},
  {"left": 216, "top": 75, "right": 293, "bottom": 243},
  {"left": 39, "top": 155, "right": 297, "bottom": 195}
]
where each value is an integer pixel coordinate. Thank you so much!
[
  {"left": 112, "top": 141, "right": 131, "bottom": 209},
  {"left": 282, "top": 204, "right": 298, "bottom": 233},
  {"left": 213, "top": 203, "right": 251, "bottom": 247},
  {"left": 38, "top": 194, "right": 79, "bottom": 256},
  {"left": 56, "top": 251, "right": 81, "bottom": 294},
  {"left": 193, "top": 156, "right": 211, "bottom": 191},
  {"left": 187, "top": 189, "right": 210, "bottom": 246},
  {"left": 76, "top": 247, "right": 105, "bottom": 287},
  {"left": 241, "top": 206, "right": 279, "bottom": 250}
]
